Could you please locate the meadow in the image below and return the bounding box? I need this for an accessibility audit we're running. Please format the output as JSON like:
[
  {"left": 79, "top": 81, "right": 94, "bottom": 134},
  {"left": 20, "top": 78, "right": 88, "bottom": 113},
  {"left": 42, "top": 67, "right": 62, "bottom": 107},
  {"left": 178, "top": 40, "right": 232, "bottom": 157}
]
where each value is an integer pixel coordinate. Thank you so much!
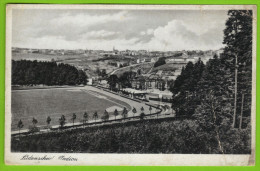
[{"left": 11, "top": 88, "right": 131, "bottom": 131}]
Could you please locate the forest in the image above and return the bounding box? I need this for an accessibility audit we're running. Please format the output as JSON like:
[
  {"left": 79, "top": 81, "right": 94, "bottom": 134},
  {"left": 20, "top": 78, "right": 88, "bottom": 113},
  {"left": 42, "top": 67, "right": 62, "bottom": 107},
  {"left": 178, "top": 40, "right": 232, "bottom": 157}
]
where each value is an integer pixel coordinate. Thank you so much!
[
  {"left": 12, "top": 60, "right": 88, "bottom": 86},
  {"left": 170, "top": 10, "right": 252, "bottom": 129}
]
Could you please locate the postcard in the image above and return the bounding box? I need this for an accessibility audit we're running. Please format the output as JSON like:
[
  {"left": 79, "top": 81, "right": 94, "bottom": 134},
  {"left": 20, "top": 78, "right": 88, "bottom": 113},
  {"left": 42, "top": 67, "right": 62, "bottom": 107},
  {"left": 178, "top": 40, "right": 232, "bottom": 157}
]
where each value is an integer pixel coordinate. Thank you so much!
[{"left": 5, "top": 4, "right": 256, "bottom": 166}]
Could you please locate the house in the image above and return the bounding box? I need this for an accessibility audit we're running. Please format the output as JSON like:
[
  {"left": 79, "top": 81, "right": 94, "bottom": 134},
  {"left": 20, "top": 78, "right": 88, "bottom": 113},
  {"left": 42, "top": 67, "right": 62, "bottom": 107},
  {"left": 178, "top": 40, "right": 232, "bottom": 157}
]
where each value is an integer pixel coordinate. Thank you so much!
[{"left": 87, "top": 78, "right": 93, "bottom": 85}]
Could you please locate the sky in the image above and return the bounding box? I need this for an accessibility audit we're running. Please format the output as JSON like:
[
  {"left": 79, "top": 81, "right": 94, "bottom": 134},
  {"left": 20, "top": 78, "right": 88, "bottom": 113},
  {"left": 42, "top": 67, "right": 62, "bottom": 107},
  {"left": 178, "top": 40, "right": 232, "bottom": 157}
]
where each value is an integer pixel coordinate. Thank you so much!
[{"left": 12, "top": 9, "right": 229, "bottom": 51}]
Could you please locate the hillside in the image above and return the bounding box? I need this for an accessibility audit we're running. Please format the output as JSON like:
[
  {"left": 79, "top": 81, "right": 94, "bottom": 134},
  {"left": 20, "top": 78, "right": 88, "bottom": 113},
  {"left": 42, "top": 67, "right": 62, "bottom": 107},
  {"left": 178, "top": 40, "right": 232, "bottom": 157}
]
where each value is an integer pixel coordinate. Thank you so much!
[
  {"left": 12, "top": 118, "right": 250, "bottom": 154},
  {"left": 151, "top": 63, "right": 180, "bottom": 73}
]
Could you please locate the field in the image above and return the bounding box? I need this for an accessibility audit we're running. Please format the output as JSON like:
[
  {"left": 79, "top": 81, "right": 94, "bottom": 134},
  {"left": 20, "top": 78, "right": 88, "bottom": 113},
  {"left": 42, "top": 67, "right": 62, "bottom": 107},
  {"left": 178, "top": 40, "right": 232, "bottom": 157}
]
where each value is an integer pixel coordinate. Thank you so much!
[{"left": 11, "top": 88, "right": 131, "bottom": 131}]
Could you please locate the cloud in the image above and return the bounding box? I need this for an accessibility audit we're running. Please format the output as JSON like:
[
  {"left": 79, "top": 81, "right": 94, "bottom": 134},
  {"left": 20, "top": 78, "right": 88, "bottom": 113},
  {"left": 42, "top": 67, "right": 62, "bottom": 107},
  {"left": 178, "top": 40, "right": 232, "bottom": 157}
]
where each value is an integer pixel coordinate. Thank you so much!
[
  {"left": 19, "top": 11, "right": 131, "bottom": 42},
  {"left": 12, "top": 10, "right": 228, "bottom": 51},
  {"left": 137, "top": 19, "right": 225, "bottom": 51},
  {"left": 50, "top": 11, "right": 130, "bottom": 29},
  {"left": 140, "top": 28, "right": 154, "bottom": 36},
  {"left": 81, "top": 30, "right": 120, "bottom": 40}
]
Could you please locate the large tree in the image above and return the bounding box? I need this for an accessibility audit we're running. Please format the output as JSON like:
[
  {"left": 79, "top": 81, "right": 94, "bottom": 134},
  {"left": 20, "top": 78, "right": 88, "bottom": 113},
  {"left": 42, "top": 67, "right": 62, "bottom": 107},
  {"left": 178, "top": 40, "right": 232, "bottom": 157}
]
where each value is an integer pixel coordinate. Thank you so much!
[
  {"left": 107, "top": 75, "right": 119, "bottom": 91},
  {"left": 222, "top": 10, "right": 252, "bottom": 128}
]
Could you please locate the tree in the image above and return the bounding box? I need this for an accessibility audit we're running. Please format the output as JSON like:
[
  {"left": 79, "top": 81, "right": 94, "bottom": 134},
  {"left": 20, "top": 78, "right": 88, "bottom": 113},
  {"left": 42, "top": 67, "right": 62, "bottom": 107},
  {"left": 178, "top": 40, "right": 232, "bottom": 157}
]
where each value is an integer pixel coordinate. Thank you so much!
[
  {"left": 223, "top": 10, "right": 252, "bottom": 128},
  {"left": 83, "top": 112, "right": 88, "bottom": 127},
  {"left": 46, "top": 116, "right": 51, "bottom": 125},
  {"left": 46, "top": 116, "right": 51, "bottom": 129},
  {"left": 17, "top": 119, "right": 24, "bottom": 138},
  {"left": 102, "top": 110, "right": 109, "bottom": 121},
  {"left": 118, "top": 71, "right": 136, "bottom": 88},
  {"left": 122, "top": 107, "right": 128, "bottom": 120},
  {"left": 140, "top": 112, "right": 145, "bottom": 120},
  {"left": 32, "top": 117, "right": 38, "bottom": 127},
  {"left": 72, "top": 113, "right": 76, "bottom": 126},
  {"left": 93, "top": 111, "right": 98, "bottom": 123},
  {"left": 101, "top": 69, "right": 107, "bottom": 78},
  {"left": 169, "top": 60, "right": 205, "bottom": 117},
  {"left": 132, "top": 107, "right": 137, "bottom": 116},
  {"left": 140, "top": 107, "right": 145, "bottom": 119},
  {"left": 107, "top": 75, "right": 119, "bottom": 91},
  {"left": 141, "top": 106, "right": 145, "bottom": 113},
  {"left": 114, "top": 109, "right": 119, "bottom": 120},
  {"left": 154, "top": 57, "right": 166, "bottom": 68},
  {"left": 194, "top": 90, "right": 233, "bottom": 154},
  {"left": 59, "top": 115, "right": 66, "bottom": 128}
]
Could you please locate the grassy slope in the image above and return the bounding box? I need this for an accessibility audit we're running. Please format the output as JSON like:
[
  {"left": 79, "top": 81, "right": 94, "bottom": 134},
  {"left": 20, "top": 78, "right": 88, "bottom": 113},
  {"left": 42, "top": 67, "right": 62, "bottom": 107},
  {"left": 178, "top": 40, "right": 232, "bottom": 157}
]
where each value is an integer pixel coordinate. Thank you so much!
[{"left": 11, "top": 118, "right": 251, "bottom": 154}]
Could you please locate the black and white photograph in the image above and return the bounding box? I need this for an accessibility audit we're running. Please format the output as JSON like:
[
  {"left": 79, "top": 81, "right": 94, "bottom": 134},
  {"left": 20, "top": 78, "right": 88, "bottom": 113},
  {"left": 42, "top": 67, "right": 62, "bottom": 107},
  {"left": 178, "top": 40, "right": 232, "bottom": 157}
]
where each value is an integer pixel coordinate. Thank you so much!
[{"left": 5, "top": 5, "right": 256, "bottom": 166}]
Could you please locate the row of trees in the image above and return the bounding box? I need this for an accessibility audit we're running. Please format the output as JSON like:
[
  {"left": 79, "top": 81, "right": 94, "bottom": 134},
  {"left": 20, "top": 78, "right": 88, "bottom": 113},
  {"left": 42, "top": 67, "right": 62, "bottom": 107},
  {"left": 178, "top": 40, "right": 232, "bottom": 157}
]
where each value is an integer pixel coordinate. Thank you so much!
[
  {"left": 12, "top": 60, "right": 88, "bottom": 86},
  {"left": 17, "top": 106, "right": 152, "bottom": 134},
  {"left": 170, "top": 10, "right": 252, "bottom": 130}
]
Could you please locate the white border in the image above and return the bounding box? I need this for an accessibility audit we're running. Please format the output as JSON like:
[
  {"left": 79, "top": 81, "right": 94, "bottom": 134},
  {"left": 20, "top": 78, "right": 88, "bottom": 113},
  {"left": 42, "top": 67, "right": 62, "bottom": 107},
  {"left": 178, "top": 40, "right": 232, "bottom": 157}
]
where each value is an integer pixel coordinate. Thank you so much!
[{"left": 5, "top": 4, "right": 257, "bottom": 166}]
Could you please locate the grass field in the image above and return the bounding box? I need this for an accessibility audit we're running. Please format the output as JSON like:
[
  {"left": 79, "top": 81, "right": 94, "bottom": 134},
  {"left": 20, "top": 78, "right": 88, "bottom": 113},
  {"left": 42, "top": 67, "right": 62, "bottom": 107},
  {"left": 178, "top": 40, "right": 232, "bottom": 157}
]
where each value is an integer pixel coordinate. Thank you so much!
[{"left": 11, "top": 88, "right": 131, "bottom": 131}]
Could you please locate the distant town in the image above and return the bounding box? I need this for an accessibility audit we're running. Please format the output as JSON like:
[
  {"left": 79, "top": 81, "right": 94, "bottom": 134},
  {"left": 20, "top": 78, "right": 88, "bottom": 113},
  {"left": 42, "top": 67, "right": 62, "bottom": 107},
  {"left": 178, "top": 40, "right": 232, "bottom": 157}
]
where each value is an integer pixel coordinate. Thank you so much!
[{"left": 12, "top": 46, "right": 224, "bottom": 102}]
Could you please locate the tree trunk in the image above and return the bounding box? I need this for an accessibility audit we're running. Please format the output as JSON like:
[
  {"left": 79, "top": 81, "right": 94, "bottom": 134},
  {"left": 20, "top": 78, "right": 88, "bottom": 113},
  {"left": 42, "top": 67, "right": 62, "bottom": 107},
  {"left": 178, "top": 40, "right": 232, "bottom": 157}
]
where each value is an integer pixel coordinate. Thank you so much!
[
  {"left": 232, "top": 54, "right": 238, "bottom": 128},
  {"left": 239, "top": 93, "right": 244, "bottom": 129}
]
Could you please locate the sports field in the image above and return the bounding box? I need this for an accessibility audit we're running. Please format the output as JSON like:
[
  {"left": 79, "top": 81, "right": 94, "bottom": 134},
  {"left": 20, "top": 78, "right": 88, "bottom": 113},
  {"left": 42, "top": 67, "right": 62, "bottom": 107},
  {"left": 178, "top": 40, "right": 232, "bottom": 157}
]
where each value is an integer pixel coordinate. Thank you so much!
[{"left": 11, "top": 88, "right": 131, "bottom": 131}]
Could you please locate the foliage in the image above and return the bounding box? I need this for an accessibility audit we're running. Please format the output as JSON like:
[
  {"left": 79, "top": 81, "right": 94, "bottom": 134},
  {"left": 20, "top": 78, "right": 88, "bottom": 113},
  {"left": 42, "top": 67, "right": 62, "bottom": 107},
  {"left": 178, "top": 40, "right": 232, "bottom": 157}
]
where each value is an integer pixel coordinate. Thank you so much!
[
  {"left": 107, "top": 75, "right": 119, "bottom": 91},
  {"left": 17, "top": 120, "right": 24, "bottom": 130},
  {"left": 222, "top": 10, "right": 253, "bottom": 126},
  {"left": 46, "top": 116, "right": 51, "bottom": 125},
  {"left": 102, "top": 110, "right": 109, "bottom": 121},
  {"left": 118, "top": 71, "right": 136, "bottom": 88},
  {"left": 12, "top": 119, "right": 250, "bottom": 154},
  {"left": 170, "top": 10, "right": 252, "bottom": 125},
  {"left": 32, "top": 117, "right": 38, "bottom": 126},
  {"left": 83, "top": 112, "right": 88, "bottom": 126},
  {"left": 141, "top": 106, "right": 144, "bottom": 112},
  {"left": 122, "top": 107, "right": 128, "bottom": 119},
  {"left": 154, "top": 57, "right": 166, "bottom": 68},
  {"left": 12, "top": 60, "right": 87, "bottom": 86},
  {"left": 59, "top": 115, "right": 66, "bottom": 128},
  {"left": 149, "top": 106, "right": 152, "bottom": 114},
  {"left": 93, "top": 112, "right": 98, "bottom": 122},
  {"left": 114, "top": 109, "right": 119, "bottom": 120},
  {"left": 132, "top": 107, "right": 137, "bottom": 116},
  {"left": 140, "top": 113, "right": 145, "bottom": 120}
]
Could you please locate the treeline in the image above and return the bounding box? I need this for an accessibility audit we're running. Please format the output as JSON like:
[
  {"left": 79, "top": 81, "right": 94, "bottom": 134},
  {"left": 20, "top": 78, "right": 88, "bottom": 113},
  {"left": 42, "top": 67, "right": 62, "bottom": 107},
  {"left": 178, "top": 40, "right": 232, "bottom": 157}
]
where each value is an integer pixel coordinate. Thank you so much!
[
  {"left": 12, "top": 60, "right": 88, "bottom": 86},
  {"left": 170, "top": 10, "right": 252, "bottom": 129},
  {"left": 11, "top": 119, "right": 250, "bottom": 154}
]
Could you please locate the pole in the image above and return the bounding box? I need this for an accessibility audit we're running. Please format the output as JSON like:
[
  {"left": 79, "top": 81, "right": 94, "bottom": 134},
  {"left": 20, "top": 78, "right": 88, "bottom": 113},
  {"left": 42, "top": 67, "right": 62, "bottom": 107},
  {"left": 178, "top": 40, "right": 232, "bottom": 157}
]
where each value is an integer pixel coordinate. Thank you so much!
[
  {"left": 232, "top": 54, "right": 238, "bottom": 128},
  {"left": 239, "top": 93, "right": 244, "bottom": 129}
]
